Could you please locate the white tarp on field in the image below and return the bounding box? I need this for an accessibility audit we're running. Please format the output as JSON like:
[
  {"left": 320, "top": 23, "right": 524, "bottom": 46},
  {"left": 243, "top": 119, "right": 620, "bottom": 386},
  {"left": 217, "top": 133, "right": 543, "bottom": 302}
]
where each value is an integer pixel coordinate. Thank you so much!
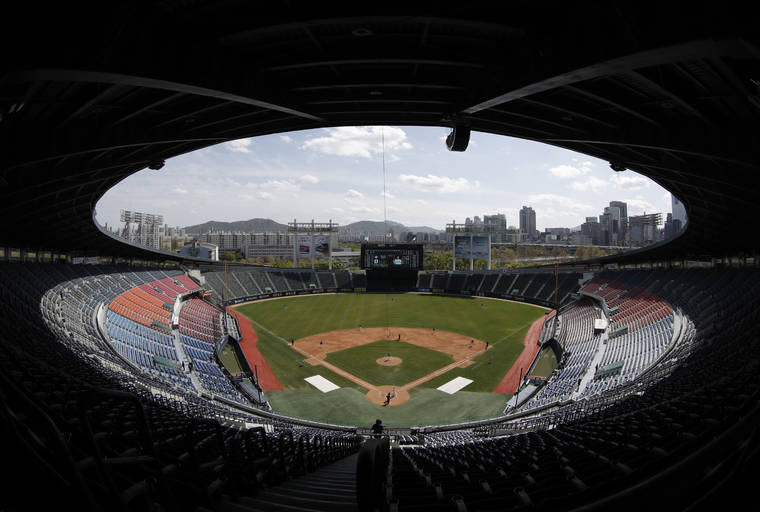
[
  {"left": 304, "top": 375, "right": 340, "bottom": 393},
  {"left": 437, "top": 376, "right": 473, "bottom": 394}
]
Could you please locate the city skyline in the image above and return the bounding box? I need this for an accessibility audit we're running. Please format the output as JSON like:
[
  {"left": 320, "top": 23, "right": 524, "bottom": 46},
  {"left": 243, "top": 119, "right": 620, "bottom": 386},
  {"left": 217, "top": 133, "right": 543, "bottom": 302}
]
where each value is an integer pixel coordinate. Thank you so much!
[{"left": 96, "top": 126, "right": 675, "bottom": 232}]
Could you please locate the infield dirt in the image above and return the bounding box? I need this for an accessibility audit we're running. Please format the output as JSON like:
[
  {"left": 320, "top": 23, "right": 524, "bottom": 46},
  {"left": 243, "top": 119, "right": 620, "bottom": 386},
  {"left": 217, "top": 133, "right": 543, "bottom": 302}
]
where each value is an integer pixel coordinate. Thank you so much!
[
  {"left": 295, "top": 327, "right": 488, "bottom": 362},
  {"left": 292, "top": 327, "right": 489, "bottom": 403}
]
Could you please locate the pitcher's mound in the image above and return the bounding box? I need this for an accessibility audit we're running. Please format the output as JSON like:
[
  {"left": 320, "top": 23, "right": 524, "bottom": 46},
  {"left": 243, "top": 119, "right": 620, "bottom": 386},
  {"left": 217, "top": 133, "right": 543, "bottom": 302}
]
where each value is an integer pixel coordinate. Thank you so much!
[
  {"left": 376, "top": 356, "right": 402, "bottom": 366},
  {"left": 366, "top": 385, "right": 410, "bottom": 406}
]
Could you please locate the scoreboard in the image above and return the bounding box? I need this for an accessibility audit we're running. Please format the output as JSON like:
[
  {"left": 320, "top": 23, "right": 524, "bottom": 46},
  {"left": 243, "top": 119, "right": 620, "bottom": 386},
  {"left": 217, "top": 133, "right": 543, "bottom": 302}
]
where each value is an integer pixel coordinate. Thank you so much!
[{"left": 360, "top": 244, "right": 423, "bottom": 270}]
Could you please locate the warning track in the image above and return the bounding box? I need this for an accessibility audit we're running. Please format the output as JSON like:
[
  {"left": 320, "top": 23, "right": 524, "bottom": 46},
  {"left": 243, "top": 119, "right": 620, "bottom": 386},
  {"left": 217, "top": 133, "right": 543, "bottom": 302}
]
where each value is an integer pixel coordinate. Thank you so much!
[{"left": 226, "top": 308, "right": 282, "bottom": 391}]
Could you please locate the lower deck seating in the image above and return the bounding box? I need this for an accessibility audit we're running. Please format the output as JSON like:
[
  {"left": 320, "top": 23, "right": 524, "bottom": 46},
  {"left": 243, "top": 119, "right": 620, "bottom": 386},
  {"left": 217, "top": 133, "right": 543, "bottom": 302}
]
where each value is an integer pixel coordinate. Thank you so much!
[{"left": 1, "top": 263, "right": 759, "bottom": 511}]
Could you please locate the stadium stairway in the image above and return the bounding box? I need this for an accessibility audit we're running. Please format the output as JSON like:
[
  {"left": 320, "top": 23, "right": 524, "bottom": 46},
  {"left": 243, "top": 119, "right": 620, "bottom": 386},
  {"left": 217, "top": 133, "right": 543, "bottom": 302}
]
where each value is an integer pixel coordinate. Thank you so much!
[{"left": 219, "top": 453, "right": 359, "bottom": 512}]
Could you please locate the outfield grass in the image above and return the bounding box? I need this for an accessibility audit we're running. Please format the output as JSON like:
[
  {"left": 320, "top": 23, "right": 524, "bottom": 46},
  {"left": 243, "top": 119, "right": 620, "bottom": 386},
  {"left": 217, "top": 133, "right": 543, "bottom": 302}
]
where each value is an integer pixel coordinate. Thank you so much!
[
  {"left": 324, "top": 339, "right": 453, "bottom": 386},
  {"left": 266, "top": 387, "right": 510, "bottom": 428},
  {"left": 235, "top": 293, "right": 545, "bottom": 424},
  {"left": 254, "top": 327, "right": 363, "bottom": 390},
  {"left": 235, "top": 293, "right": 543, "bottom": 345}
]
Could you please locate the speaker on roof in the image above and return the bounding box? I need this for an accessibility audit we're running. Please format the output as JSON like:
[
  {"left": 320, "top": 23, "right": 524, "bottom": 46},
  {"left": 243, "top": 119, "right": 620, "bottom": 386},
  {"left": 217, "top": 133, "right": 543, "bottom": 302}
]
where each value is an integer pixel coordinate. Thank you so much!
[{"left": 445, "top": 124, "right": 470, "bottom": 152}]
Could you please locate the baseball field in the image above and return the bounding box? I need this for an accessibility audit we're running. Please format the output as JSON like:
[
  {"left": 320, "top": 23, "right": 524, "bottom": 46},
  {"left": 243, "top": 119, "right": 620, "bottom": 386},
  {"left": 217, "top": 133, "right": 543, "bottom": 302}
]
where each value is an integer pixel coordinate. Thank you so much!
[{"left": 233, "top": 293, "right": 548, "bottom": 427}]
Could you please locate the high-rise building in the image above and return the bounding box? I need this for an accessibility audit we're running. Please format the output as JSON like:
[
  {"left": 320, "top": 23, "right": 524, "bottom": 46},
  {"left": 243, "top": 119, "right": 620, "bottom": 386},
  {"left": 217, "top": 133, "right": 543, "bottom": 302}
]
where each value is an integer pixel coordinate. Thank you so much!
[
  {"left": 119, "top": 210, "right": 163, "bottom": 250},
  {"left": 581, "top": 217, "right": 602, "bottom": 245},
  {"left": 628, "top": 213, "right": 662, "bottom": 246},
  {"left": 483, "top": 214, "right": 506, "bottom": 230},
  {"left": 604, "top": 205, "right": 622, "bottom": 245},
  {"left": 663, "top": 213, "right": 684, "bottom": 240},
  {"left": 483, "top": 213, "right": 508, "bottom": 242},
  {"left": 609, "top": 200, "right": 628, "bottom": 241},
  {"left": 519, "top": 206, "right": 536, "bottom": 241},
  {"left": 672, "top": 195, "right": 687, "bottom": 225},
  {"left": 609, "top": 201, "right": 628, "bottom": 219}
]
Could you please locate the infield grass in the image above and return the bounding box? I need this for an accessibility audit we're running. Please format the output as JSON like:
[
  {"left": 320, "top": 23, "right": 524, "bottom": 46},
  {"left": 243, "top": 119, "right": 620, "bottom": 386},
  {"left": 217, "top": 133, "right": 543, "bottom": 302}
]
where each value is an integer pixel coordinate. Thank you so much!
[
  {"left": 253, "top": 326, "right": 363, "bottom": 391},
  {"left": 324, "top": 339, "right": 453, "bottom": 386}
]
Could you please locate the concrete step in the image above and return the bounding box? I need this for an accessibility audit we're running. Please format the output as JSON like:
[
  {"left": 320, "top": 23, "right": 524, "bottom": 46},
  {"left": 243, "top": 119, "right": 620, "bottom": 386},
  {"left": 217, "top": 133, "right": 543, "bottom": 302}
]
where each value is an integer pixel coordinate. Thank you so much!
[
  {"left": 263, "top": 487, "right": 355, "bottom": 503},
  {"left": 237, "top": 494, "right": 356, "bottom": 512},
  {"left": 220, "top": 452, "right": 359, "bottom": 512}
]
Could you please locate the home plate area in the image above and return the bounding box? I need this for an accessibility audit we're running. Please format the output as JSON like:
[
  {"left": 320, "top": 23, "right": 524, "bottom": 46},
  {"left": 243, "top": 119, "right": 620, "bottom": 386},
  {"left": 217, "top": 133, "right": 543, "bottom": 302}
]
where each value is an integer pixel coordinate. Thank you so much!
[
  {"left": 304, "top": 375, "right": 340, "bottom": 393},
  {"left": 437, "top": 376, "right": 473, "bottom": 394}
]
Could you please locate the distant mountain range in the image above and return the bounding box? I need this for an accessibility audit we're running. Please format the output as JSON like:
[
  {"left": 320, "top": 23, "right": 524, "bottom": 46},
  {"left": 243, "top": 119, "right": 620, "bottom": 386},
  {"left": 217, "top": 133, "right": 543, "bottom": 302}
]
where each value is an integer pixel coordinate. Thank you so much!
[
  {"left": 184, "top": 218, "right": 289, "bottom": 234},
  {"left": 183, "top": 218, "right": 442, "bottom": 235}
]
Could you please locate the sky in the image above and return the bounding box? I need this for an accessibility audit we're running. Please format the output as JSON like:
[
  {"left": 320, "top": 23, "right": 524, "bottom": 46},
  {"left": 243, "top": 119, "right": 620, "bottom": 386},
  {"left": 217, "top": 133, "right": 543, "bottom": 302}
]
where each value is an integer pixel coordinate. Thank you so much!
[{"left": 95, "top": 126, "right": 675, "bottom": 232}]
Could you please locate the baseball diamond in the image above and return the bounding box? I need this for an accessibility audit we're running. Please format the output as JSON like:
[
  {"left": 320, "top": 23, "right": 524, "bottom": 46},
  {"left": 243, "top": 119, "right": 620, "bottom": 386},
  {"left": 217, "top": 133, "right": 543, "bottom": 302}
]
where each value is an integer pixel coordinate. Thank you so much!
[{"left": 234, "top": 292, "right": 548, "bottom": 426}]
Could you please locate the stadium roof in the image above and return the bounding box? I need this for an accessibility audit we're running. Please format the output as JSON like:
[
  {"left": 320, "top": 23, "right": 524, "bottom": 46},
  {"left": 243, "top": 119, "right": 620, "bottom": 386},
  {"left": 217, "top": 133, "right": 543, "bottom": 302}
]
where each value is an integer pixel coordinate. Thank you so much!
[{"left": 1, "top": 2, "right": 759, "bottom": 263}]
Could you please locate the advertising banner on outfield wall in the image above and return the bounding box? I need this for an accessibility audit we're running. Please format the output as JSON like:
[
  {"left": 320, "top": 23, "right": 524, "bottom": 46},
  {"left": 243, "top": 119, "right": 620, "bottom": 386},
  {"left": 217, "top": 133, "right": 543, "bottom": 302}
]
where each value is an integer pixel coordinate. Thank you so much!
[
  {"left": 313, "top": 235, "right": 330, "bottom": 258},
  {"left": 297, "top": 235, "right": 312, "bottom": 258}
]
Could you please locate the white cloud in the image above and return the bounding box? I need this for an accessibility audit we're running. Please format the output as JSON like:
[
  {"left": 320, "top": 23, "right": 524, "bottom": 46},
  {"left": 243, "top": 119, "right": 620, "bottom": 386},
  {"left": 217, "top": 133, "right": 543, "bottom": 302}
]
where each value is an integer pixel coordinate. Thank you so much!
[
  {"left": 298, "top": 174, "right": 319, "bottom": 184},
  {"left": 225, "top": 138, "right": 253, "bottom": 153},
  {"left": 380, "top": 190, "right": 395, "bottom": 199},
  {"left": 345, "top": 189, "right": 364, "bottom": 199},
  {"left": 301, "top": 126, "right": 412, "bottom": 158},
  {"left": 351, "top": 206, "right": 379, "bottom": 213},
  {"left": 239, "top": 191, "right": 272, "bottom": 201},
  {"left": 399, "top": 174, "right": 478, "bottom": 194},
  {"left": 624, "top": 198, "right": 657, "bottom": 215},
  {"left": 610, "top": 173, "right": 650, "bottom": 190},
  {"left": 260, "top": 179, "right": 300, "bottom": 192},
  {"left": 526, "top": 193, "right": 592, "bottom": 212},
  {"left": 570, "top": 176, "right": 607, "bottom": 192},
  {"left": 548, "top": 163, "right": 591, "bottom": 179},
  {"left": 172, "top": 187, "right": 188, "bottom": 195},
  {"left": 280, "top": 135, "right": 293, "bottom": 143}
]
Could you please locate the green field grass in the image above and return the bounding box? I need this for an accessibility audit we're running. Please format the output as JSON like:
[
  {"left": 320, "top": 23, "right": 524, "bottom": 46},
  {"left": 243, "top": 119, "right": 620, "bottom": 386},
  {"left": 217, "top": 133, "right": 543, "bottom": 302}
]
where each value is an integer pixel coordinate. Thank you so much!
[
  {"left": 235, "top": 293, "right": 545, "bottom": 426},
  {"left": 266, "top": 388, "right": 509, "bottom": 428},
  {"left": 324, "top": 339, "right": 453, "bottom": 386},
  {"left": 254, "top": 327, "right": 363, "bottom": 391}
]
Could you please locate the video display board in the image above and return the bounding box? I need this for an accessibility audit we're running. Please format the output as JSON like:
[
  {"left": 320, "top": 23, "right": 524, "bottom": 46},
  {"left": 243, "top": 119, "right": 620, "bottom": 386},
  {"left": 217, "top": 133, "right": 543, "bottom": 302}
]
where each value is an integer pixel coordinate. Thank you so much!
[{"left": 360, "top": 244, "right": 423, "bottom": 270}]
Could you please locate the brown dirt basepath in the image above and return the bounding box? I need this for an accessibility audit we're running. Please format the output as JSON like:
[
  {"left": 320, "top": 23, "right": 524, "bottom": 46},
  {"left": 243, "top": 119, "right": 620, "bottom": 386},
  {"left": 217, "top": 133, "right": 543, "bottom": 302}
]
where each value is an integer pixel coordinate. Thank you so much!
[
  {"left": 365, "top": 385, "right": 410, "bottom": 406},
  {"left": 295, "top": 327, "right": 488, "bottom": 362},
  {"left": 290, "top": 327, "right": 489, "bottom": 403}
]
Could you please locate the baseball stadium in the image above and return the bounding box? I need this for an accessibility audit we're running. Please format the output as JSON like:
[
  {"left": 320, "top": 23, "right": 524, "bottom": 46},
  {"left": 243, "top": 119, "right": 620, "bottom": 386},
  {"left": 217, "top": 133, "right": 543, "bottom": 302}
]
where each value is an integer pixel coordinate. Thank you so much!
[{"left": 2, "top": 4, "right": 760, "bottom": 512}]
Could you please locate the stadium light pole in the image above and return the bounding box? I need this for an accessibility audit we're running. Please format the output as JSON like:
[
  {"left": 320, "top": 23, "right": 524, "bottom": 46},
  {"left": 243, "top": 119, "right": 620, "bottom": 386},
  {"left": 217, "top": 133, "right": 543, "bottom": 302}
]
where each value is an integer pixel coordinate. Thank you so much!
[
  {"left": 469, "top": 234, "right": 474, "bottom": 271},
  {"left": 292, "top": 218, "right": 297, "bottom": 268},
  {"left": 488, "top": 234, "right": 492, "bottom": 270},
  {"left": 452, "top": 220, "right": 456, "bottom": 271},
  {"left": 310, "top": 219, "right": 315, "bottom": 271}
]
